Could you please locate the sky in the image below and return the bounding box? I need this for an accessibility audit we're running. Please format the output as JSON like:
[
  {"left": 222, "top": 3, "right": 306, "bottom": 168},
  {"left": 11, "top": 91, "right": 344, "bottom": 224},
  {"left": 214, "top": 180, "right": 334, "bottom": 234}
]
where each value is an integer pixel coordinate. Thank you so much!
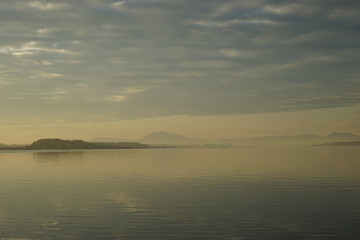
[{"left": 1, "top": 0, "right": 360, "bottom": 144}]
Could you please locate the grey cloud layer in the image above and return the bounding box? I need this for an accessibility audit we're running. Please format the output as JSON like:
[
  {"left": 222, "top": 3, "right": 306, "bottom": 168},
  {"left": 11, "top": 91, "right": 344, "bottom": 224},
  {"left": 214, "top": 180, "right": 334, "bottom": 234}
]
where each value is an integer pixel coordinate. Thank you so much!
[{"left": 1, "top": 0, "right": 359, "bottom": 123}]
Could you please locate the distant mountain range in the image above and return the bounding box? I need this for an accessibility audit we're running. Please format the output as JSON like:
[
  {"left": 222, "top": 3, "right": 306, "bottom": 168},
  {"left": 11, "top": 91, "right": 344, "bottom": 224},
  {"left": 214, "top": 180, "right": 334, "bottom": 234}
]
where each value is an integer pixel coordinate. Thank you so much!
[
  {"left": 89, "top": 131, "right": 204, "bottom": 145},
  {"left": 214, "top": 132, "right": 360, "bottom": 146},
  {"left": 89, "top": 131, "right": 360, "bottom": 146},
  {"left": 316, "top": 141, "right": 360, "bottom": 146},
  {"left": 0, "top": 143, "right": 26, "bottom": 148}
]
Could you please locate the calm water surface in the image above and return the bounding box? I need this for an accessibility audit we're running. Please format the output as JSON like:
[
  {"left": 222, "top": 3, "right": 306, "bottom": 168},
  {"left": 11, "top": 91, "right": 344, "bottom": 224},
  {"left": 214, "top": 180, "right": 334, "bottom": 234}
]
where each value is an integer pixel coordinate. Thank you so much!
[{"left": 0, "top": 147, "right": 360, "bottom": 239}]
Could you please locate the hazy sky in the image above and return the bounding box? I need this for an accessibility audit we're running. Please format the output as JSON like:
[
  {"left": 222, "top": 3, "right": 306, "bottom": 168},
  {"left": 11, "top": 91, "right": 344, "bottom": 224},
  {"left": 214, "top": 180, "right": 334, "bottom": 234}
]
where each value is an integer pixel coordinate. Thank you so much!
[{"left": 1, "top": 0, "right": 360, "bottom": 143}]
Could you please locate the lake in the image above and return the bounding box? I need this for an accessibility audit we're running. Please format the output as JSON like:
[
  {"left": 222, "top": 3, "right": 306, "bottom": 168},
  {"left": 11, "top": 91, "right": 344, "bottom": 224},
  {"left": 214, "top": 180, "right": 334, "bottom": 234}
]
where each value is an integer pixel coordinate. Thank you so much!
[{"left": 0, "top": 146, "right": 360, "bottom": 239}]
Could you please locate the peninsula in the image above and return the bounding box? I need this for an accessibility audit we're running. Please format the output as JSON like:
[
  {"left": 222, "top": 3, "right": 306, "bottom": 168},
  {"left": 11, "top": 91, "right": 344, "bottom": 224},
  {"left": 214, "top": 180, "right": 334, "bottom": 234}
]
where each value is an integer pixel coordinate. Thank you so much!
[{"left": 1, "top": 138, "right": 149, "bottom": 150}]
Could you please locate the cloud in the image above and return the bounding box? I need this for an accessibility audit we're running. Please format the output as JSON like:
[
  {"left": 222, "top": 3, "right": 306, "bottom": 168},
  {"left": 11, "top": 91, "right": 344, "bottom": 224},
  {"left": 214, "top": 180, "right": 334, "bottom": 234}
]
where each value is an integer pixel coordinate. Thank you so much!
[
  {"left": 103, "top": 95, "right": 127, "bottom": 102},
  {"left": 187, "top": 18, "right": 279, "bottom": 28},
  {"left": 0, "top": 41, "right": 76, "bottom": 57},
  {"left": 219, "top": 49, "right": 257, "bottom": 58},
  {"left": 0, "top": 0, "right": 70, "bottom": 11},
  {"left": 26, "top": 1, "right": 69, "bottom": 10},
  {"left": 263, "top": 3, "right": 318, "bottom": 15},
  {"left": 31, "top": 71, "right": 64, "bottom": 79},
  {"left": 329, "top": 7, "right": 360, "bottom": 21},
  {"left": 124, "top": 87, "right": 146, "bottom": 94},
  {"left": 111, "top": 1, "right": 127, "bottom": 10},
  {"left": 0, "top": 0, "right": 359, "bottom": 125}
]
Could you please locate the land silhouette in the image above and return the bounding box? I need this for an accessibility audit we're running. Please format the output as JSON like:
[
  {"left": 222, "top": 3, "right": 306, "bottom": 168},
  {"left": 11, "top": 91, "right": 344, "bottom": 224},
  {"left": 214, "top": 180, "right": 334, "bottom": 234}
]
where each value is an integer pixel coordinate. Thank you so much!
[
  {"left": 91, "top": 131, "right": 360, "bottom": 146},
  {"left": 1, "top": 139, "right": 148, "bottom": 150},
  {"left": 1, "top": 131, "right": 360, "bottom": 150}
]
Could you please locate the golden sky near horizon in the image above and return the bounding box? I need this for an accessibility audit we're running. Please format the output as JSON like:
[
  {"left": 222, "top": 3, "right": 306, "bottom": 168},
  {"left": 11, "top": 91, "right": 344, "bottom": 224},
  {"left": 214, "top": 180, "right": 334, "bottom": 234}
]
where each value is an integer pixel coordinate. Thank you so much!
[
  {"left": 2, "top": 104, "right": 360, "bottom": 144},
  {"left": 1, "top": 0, "right": 360, "bottom": 144}
]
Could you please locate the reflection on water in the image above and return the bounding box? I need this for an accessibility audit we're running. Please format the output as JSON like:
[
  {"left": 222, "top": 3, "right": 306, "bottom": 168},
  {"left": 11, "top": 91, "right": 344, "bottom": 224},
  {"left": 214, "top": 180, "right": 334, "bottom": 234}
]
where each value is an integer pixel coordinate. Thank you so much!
[
  {"left": 0, "top": 147, "right": 360, "bottom": 239},
  {"left": 34, "top": 151, "right": 86, "bottom": 166}
]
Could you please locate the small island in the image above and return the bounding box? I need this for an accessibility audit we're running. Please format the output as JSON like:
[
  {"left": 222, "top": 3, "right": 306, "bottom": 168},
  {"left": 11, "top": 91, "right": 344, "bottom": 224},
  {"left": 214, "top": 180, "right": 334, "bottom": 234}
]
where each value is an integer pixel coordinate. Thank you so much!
[{"left": 1, "top": 138, "right": 149, "bottom": 150}]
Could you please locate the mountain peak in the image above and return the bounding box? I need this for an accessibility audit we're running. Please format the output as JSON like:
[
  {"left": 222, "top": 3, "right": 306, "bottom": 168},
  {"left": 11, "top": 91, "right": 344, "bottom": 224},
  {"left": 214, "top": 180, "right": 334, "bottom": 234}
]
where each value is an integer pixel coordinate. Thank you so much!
[
  {"left": 141, "top": 131, "right": 205, "bottom": 145},
  {"left": 145, "top": 130, "right": 185, "bottom": 138}
]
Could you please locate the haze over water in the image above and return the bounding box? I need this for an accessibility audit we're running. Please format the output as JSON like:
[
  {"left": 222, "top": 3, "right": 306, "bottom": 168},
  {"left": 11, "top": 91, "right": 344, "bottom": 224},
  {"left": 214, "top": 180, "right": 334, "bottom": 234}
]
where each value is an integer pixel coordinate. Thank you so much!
[{"left": 1, "top": 147, "right": 360, "bottom": 239}]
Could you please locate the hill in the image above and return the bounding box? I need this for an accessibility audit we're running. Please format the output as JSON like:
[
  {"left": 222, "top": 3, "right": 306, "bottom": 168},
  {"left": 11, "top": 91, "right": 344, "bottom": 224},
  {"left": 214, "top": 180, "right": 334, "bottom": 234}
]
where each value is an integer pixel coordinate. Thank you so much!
[
  {"left": 28, "top": 139, "right": 148, "bottom": 150},
  {"left": 29, "top": 139, "right": 93, "bottom": 149}
]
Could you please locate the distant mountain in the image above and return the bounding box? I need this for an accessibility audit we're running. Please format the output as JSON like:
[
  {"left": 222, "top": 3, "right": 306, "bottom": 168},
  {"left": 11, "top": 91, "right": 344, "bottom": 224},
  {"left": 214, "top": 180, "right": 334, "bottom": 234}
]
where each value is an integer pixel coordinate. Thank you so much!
[
  {"left": 89, "top": 137, "right": 136, "bottom": 142},
  {"left": 215, "top": 134, "right": 320, "bottom": 145},
  {"left": 91, "top": 131, "right": 360, "bottom": 147},
  {"left": 316, "top": 141, "right": 360, "bottom": 146},
  {"left": 0, "top": 143, "right": 7, "bottom": 148},
  {"left": 325, "top": 132, "right": 360, "bottom": 139},
  {"left": 140, "top": 131, "right": 207, "bottom": 145},
  {"left": 246, "top": 134, "right": 322, "bottom": 142},
  {"left": 215, "top": 132, "right": 360, "bottom": 146}
]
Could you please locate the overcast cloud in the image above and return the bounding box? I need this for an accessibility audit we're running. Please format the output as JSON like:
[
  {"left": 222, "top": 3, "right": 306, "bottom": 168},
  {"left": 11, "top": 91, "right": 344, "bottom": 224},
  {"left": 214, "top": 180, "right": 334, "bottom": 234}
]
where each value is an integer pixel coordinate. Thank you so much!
[{"left": 1, "top": 0, "right": 359, "bottom": 124}]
